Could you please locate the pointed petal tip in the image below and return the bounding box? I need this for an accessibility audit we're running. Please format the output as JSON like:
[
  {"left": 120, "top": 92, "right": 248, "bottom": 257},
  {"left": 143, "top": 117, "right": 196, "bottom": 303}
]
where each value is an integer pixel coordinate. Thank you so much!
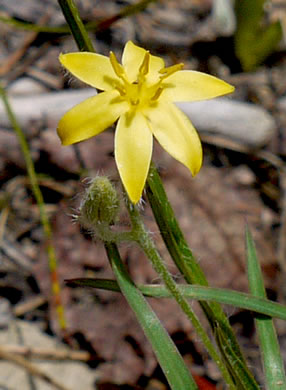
[
  {"left": 215, "top": 79, "right": 235, "bottom": 96},
  {"left": 125, "top": 182, "right": 143, "bottom": 204},
  {"left": 125, "top": 40, "right": 136, "bottom": 51},
  {"left": 227, "top": 84, "right": 235, "bottom": 93},
  {"left": 190, "top": 161, "right": 202, "bottom": 177},
  {"left": 128, "top": 191, "right": 142, "bottom": 204},
  {"left": 187, "top": 149, "right": 203, "bottom": 178},
  {"left": 162, "top": 71, "right": 235, "bottom": 102}
]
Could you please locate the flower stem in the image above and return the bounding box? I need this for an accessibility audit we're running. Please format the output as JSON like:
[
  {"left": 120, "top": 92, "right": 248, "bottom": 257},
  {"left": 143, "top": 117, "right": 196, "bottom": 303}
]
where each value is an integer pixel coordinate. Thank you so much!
[
  {"left": 126, "top": 200, "right": 236, "bottom": 388},
  {"left": 146, "top": 161, "right": 259, "bottom": 387},
  {"left": 57, "top": 0, "right": 94, "bottom": 52},
  {"left": 0, "top": 84, "right": 66, "bottom": 331}
]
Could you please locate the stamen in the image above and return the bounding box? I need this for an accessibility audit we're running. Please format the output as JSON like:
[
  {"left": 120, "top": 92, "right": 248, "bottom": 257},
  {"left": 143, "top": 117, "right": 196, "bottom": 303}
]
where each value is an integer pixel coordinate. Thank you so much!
[
  {"left": 159, "top": 63, "right": 184, "bottom": 80},
  {"left": 139, "top": 52, "right": 150, "bottom": 77},
  {"left": 115, "top": 83, "right": 126, "bottom": 96},
  {"left": 110, "top": 52, "right": 125, "bottom": 78},
  {"left": 151, "top": 87, "right": 163, "bottom": 101}
]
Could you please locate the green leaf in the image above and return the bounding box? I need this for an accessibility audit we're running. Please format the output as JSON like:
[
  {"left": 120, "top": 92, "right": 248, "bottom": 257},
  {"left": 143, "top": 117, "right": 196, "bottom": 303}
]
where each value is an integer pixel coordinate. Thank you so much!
[
  {"left": 146, "top": 162, "right": 257, "bottom": 387},
  {"left": 246, "top": 227, "right": 286, "bottom": 389},
  {"left": 67, "top": 278, "right": 286, "bottom": 321},
  {"left": 234, "top": 0, "right": 282, "bottom": 71},
  {"left": 214, "top": 322, "right": 260, "bottom": 389},
  {"left": 104, "top": 242, "right": 198, "bottom": 390}
]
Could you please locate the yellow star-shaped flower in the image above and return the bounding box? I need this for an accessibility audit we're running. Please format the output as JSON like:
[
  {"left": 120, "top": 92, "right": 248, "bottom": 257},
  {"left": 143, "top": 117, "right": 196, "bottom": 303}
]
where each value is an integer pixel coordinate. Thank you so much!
[{"left": 58, "top": 41, "right": 234, "bottom": 203}]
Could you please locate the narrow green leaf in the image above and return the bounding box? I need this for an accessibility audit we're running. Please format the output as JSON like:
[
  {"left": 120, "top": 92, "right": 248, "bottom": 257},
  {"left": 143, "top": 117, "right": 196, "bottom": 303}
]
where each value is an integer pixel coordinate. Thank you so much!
[
  {"left": 246, "top": 227, "right": 286, "bottom": 389},
  {"left": 214, "top": 323, "right": 261, "bottom": 389},
  {"left": 67, "top": 278, "right": 286, "bottom": 321},
  {"left": 146, "top": 162, "right": 258, "bottom": 387},
  {"left": 104, "top": 242, "right": 198, "bottom": 390},
  {"left": 125, "top": 198, "right": 235, "bottom": 387}
]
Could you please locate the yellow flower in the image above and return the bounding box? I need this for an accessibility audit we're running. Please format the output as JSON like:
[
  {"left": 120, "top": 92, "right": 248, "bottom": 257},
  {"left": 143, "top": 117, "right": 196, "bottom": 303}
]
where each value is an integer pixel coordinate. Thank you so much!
[{"left": 58, "top": 41, "right": 234, "bottom": 203}]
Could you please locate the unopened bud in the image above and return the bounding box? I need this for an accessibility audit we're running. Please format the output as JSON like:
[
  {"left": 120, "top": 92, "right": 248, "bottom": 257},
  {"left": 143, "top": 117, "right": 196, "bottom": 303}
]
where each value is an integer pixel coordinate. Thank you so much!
[{"left": 80, "top": 177, "right": 120, "bottom": 227}]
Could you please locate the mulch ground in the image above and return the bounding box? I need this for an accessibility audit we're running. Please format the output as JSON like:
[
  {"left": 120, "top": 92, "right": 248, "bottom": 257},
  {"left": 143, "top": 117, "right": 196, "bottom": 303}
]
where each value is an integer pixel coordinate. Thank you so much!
[{"left": 1, "top": 1, "right": 286, "bottom": 389}]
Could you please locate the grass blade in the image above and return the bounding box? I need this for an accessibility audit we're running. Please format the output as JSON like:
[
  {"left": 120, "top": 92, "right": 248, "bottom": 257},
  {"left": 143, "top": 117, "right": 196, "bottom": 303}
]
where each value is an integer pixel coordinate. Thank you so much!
[
  {"left": 104, "top": 242, "right": 198, "bottom": 390},
  {"left": 246, "top": 227, "right": 286, "bottom": 389},
  {"left": 67, "top": 278, "right": 286, "bottom": 321}
]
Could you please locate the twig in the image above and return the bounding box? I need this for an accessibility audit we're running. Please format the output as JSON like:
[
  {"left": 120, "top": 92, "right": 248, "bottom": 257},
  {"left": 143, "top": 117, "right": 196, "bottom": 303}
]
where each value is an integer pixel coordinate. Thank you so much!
[
  {"left": 0, "top": 14, "right": 50, "bottom": 77},
  {"left": 0, "top": 0, "right": 158, "bottom": 34},
  {"left": 0, "top": 345, "right": 90, "bottom": 362},
  {"left": 0, "top": 236, "right": 33, "bottom": 273},
  {"left": 0, "top": 346, "right": 71, "bottom": 390},
  {"left": 4, "top": 42, "right": 51, "bottom": 86},
  {"left": 13, "top": 295, "right": 47, "bottom": 317}
]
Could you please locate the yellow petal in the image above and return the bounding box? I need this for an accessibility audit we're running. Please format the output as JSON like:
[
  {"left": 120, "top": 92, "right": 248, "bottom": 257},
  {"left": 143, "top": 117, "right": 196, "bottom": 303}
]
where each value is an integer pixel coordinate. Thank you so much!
[
  {"left": 122, "top": 41, "right": 165, "bottom": 84},
  {"left": 57, "top": 90, "right": 128, "bottom": 145},
  {"left": 161, "top": 70, "right": 234, "bottom": 102},
  {"left": 59, "top": 52, "right": 117, "bottom": 91},
  {"left": 115, "top": 111, "right": 153, "bottom": 203},
  {"left": 145, "top": 102, "right": 202, "bottom": 176}
]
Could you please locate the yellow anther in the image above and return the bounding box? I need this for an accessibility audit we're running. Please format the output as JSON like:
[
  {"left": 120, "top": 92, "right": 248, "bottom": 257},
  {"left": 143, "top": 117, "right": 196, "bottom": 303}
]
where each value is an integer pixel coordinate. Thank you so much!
[
  {"left": 139, "top": 52, "right": 150, "bottom": 77},
  {"left": 159, "top": 63, "right": 184, "bottom": 80},
  {"left": 113, "top": 80, "right": 126, "bottom": 96},
  {"left": 110, "top": 51, "right": 125, "bottom": 78},
  {"left": 151, "top": 87, "right": 163, "bottom": 101},
  {"left": 116, "top": 85, "right": 126, "bottom": 96}
]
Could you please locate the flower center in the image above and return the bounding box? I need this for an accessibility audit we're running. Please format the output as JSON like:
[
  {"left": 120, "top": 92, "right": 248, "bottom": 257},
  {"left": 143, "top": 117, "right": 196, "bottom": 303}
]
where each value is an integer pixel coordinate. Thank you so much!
[{"left": 109, "top": 51, "right": 183, "bottom": 111}]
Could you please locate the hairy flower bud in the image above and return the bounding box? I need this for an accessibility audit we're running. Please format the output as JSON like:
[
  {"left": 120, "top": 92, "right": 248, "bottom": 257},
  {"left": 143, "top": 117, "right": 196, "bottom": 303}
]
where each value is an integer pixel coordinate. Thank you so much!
[{"left": 80, "top": 177, "right": 120, "bottom": 227}]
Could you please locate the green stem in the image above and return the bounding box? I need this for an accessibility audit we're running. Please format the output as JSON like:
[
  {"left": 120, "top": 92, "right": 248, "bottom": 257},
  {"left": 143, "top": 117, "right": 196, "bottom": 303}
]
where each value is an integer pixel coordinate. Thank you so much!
[
  {"left": 146, "top": 161, "right": 259, "bottom": 388},
  {"left": 0, "top": 15, "right": 68, "bottom": 33},
  {"left": 146, "top": 162, "right": 208, "bottom": 285},
  {"left": 0, "top": 85, "right": 66, "bottom": 330},
  {"left": 126, "top": 200, "right": 236, "bottom": 388},
  {"left": 57, "top": 0, "right": 94, "bottom": 52}
]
